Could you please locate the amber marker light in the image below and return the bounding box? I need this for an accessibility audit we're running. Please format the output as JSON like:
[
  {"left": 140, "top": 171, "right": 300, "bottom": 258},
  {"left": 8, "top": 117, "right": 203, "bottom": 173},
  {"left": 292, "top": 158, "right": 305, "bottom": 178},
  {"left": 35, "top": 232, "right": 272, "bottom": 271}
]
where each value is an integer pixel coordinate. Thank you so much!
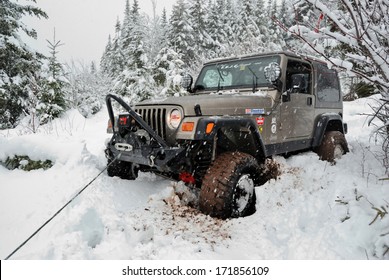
[
  {"left": 206, "top": 122, "right": 215, "bottom": 134},
  {"left": 182, "top": 122, "right": 195, "bottom": 132}
]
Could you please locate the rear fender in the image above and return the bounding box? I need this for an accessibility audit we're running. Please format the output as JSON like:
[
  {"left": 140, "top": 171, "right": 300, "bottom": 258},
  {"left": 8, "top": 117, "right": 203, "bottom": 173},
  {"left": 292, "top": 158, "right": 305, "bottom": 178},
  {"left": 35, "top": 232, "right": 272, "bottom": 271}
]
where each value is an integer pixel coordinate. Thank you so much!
[{"left": 312, "top": 114, "right": 347, "bottom": 148}]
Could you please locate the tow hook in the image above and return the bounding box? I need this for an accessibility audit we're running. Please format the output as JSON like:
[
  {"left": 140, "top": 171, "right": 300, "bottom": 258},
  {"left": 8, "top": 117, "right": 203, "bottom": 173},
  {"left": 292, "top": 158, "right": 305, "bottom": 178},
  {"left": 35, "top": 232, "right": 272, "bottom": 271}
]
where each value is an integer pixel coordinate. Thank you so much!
[
  {"left": 149, "top": 155, "right": 155, "bottom": 167},
  {"left": 115, "top": 143, "right": 133, "bottom": 152}
]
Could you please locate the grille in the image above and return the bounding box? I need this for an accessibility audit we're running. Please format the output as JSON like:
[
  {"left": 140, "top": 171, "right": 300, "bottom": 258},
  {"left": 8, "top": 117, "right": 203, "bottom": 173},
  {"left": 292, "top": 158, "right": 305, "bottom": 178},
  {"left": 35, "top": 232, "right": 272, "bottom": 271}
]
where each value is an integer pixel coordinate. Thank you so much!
[{"left": 135, "top": 107, "right": 167, "bottom": 139}]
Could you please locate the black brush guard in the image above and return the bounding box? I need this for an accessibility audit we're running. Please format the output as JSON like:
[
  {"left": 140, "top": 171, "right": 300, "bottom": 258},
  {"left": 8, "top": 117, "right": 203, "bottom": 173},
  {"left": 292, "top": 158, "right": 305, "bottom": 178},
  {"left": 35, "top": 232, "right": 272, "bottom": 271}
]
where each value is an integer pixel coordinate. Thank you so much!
[{"left": 105, "top": 94, "right": 185, "bottom": 172}]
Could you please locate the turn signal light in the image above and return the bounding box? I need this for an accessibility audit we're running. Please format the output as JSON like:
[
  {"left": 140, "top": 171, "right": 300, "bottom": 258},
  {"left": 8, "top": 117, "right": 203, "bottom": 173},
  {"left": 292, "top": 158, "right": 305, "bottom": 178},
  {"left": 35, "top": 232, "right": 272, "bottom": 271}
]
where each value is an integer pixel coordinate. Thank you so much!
[
  {"left": 182, "top": 122, "right": 195, "bottom": 132},
  {"left": 206, "top": 123, "right": 215, "bottom": 134}
]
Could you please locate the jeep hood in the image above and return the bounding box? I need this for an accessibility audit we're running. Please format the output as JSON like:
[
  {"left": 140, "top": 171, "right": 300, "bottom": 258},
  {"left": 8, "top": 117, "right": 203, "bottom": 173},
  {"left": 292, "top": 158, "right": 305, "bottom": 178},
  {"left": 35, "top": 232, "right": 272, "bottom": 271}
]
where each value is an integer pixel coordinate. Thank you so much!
[{"left": 136, "top": 92, "right": 275, "bottom": 116}]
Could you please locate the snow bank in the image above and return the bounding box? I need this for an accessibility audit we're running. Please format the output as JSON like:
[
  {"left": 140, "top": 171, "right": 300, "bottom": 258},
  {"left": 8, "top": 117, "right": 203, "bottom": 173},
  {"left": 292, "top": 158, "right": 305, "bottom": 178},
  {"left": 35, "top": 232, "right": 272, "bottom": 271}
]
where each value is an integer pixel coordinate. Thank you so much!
[{"left": 0, "top": 97, "right": 388, "bottom": 260}]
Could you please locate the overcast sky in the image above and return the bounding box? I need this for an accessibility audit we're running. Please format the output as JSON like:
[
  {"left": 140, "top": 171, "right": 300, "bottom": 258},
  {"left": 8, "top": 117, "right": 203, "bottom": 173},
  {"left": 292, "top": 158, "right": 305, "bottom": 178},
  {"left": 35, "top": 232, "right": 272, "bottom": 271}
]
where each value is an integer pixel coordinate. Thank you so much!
[{"left": 23, "top": 0, "right": 176, "bottom": 64}]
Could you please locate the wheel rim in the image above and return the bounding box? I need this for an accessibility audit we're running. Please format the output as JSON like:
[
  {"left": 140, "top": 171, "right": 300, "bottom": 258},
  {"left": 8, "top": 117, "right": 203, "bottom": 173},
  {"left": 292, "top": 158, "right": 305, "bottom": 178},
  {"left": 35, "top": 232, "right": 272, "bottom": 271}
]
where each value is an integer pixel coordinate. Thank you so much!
[{"left": 233, "top": 174, "right": 254, "bottom": 215}]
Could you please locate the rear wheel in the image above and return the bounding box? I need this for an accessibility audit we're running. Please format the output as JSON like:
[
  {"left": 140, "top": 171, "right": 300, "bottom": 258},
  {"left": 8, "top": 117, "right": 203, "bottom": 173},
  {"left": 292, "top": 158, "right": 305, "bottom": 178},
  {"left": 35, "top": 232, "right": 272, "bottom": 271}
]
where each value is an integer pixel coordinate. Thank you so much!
[
  {"left": 316, "top": 131, "right": 348, "bottom": 163},
  {"left": 199, "top": 152, "right": 260, "bottom": 219}
]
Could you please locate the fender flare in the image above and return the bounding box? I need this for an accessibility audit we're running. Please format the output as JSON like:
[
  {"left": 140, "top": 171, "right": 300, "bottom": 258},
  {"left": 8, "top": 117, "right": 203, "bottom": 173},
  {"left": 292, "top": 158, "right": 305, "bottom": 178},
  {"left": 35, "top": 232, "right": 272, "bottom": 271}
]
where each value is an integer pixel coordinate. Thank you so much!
[
  {"left": 194, "top": 117, "right": 267, "bottom": 159},
  {"left": 312, "top": 114, "right": 347, "bottom": 148}
]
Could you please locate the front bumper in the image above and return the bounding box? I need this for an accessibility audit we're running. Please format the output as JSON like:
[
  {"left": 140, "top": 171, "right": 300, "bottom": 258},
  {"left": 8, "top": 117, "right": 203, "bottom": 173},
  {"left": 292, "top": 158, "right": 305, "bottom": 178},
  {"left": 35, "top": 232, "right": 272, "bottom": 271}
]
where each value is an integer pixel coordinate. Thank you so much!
[{"left": 105, "top": 94, "right": 185, "bottom": 172}]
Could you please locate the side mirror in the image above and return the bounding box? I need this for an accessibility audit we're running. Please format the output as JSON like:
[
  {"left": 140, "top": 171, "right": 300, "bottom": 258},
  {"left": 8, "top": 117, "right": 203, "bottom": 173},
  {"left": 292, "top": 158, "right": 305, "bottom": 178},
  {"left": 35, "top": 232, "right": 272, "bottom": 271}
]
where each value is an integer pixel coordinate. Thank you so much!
[
  {"left": 181, "top": 73, "right": 193, "bottom": 91},
  {"left": 264, "top": 62, "right": 281, "bottom": 84}
]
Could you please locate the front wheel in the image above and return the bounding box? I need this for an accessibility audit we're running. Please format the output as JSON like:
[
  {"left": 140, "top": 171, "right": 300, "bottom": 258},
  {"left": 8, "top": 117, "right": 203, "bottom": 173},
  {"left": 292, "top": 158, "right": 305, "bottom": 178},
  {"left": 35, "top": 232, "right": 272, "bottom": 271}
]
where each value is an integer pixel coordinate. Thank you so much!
[{"left": 199, "top": 152, "right": 260, "bottom": 219}]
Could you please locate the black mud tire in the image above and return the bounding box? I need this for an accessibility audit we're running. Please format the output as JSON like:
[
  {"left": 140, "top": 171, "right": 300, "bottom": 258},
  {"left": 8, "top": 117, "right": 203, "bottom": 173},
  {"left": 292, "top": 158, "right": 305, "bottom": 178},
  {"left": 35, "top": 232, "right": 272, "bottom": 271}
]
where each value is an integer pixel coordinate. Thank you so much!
[
  {"left": 107, "top": 157, "right": 138, "bottom": 180},
  {"left": 316, "top": 131, "right": 348, "bottom": 163},
  {"left": 199, "top": 152, "right": 260, "bottom": 219}
]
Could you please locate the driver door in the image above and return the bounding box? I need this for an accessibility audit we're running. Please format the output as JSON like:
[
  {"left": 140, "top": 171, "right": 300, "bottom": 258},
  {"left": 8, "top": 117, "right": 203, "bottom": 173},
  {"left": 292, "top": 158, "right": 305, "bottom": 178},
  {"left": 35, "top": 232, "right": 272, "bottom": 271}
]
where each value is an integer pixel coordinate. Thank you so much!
[{"left": 281, "top": 59, "right": 315, "bottom": 140}]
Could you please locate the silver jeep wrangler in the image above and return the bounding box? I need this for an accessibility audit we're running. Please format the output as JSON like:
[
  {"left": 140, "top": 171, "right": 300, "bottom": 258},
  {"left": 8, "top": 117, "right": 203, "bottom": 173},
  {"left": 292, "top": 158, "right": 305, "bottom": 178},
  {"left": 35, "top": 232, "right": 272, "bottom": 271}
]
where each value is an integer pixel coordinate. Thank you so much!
[{"left": 105, "top": 51, "right": 348, "bottom": 219}]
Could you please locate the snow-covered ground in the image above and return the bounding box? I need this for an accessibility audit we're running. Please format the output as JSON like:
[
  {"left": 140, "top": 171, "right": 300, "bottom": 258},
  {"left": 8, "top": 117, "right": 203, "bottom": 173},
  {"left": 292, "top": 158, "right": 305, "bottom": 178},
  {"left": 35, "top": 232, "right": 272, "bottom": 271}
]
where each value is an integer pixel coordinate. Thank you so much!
[{"left": 0, "top": 97, "right": 388, "bottom": 260}]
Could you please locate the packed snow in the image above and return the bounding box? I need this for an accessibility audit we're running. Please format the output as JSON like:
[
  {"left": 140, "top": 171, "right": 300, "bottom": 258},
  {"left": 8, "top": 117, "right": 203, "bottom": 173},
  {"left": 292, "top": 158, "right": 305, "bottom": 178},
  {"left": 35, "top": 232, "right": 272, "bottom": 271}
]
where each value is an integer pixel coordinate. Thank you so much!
[{"left": 0, "top": 97, "right": 388, "bottom": 260}]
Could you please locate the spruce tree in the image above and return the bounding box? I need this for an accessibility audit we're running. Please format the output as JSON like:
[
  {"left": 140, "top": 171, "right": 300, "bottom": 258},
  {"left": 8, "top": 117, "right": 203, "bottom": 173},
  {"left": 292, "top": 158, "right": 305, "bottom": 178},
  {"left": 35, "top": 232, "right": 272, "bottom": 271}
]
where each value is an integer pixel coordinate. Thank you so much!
[
  {"left": 168, "top": 0, "right": 192, "bottom": 64},
  {"left": 100, "top": 21, "right": 120, "bottom": 77},
  {"left": 187, "top": 0, "right": 208, "bottom": 61},
  {"left": 66, "top": 61, "right": 108, "bottom": 117},
  {"left": 159, "top": 8, "right": 169, "bottom": 49},
  {"left": 0, "top": 0, "right": 47, "bottom": 128},
  {"left": 153, "top": 47, "right": 186, "bottom": 97},
  {"left": 114, "top": 0, "right": 153, "bottom": 102},
  {"left": 38, "top": 33, "right": 67, "bottom": 124},
  {"left": 207, "top": 0, "right": 227, "bottom": 57},
  {"left": 100, "top": 35, "right": 112, "bottom": 74}
]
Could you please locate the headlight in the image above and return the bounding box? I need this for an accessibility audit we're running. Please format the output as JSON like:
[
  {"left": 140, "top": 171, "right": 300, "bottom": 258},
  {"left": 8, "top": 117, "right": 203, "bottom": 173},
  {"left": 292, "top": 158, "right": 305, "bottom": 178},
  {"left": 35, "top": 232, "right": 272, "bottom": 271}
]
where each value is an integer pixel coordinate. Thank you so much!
[{"left": 168, "top": 109, "right": 182, "bottom": 129}]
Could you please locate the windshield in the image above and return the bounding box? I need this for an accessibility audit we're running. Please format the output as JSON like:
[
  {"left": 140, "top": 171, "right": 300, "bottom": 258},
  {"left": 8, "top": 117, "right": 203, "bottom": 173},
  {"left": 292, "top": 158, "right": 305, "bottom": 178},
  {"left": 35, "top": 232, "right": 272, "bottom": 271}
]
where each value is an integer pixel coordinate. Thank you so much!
[{"left": 195, "top": 55, "right": 281, "bottom": 92}]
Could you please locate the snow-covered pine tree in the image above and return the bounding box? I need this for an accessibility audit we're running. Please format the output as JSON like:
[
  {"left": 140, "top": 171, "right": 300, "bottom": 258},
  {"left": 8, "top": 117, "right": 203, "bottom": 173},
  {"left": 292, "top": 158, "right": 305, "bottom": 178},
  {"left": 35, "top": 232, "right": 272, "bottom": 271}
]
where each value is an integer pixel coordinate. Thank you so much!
[
  {"left": 239, "top": 0, "right": 259, "bottom": 53},
  {"left": 221, "top": 0, "right": 238, "bottom": 55},
  {"left": 113, "top": 0, "right": 154, "bottom": 103},
  {"left": 0, "top": 0, "right": 47, "bottom": 128},
  {"left": 100, "top": 35, "right": 112, "bottom": 74},
  {"left": 146, "top": 0, "right": 164, "bottom": 61},
  {"left": 23, "top": 71, "right": 43, "bottom": 133},
  {"left": 168, "top": 0, "right": 193, "bottom": 64},
  {"left": 152, "top": 47, "right": 186, "bottom": 97},
  {"left": 107, "top": 18, "right": 124, "bottom": 78},
  {"left": 187, "top": 0, "right": 208, "bottom": 62},
  {"left": 66, "top": 61, "right": 109, "bottom": 117},
  {"left": 227, "top": 0, "right": 282, "bottom": 55},
  {"left": 277, "top": 0, "right": 291, "bottom": 42},
  {"left": 120, "top": 0, "right": 133, "bottom": 60},
  {"left": 206, "top": 0, "right": 229, "bottom": 57},
  {"left": 37, "top": 32, "right": 67, "bottom": 124},
  {"left": 268, "top": 0, "right": 278, "bottom": 28},
  {"left": 159, "top": 8, "right": 169, "bottom": 49},
  {"left": 228, "top": 0, "right": 245, "bottom": 53},
  {"left": 100, "top": 0, "right": 291, "bottom": 102}
]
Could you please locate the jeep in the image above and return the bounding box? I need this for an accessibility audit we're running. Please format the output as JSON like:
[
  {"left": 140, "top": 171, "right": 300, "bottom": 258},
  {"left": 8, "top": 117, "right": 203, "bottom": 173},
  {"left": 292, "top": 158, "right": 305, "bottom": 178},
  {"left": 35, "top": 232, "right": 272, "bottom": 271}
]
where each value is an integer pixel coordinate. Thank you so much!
[{"left": 105, "top": 51, "right": 348, "bottom": 219}]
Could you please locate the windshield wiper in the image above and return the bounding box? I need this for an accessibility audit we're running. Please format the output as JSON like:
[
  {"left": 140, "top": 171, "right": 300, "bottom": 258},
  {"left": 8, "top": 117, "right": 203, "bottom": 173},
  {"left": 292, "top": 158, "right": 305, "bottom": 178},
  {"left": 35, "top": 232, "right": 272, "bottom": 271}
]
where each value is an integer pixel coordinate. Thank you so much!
[
  {"left": 247, "top": 66, "right": 258, "bottom": 93},
  {"left": 216, "top": 65, "right": 224, "bottom": 92}
]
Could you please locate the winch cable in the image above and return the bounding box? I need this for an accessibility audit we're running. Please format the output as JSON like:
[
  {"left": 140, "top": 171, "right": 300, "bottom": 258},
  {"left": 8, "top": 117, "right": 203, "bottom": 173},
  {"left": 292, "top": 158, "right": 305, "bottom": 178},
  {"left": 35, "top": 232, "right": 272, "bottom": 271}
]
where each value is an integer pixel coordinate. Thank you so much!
[{"left": 4, "top": 152, "right": 123, "bottom": 260}]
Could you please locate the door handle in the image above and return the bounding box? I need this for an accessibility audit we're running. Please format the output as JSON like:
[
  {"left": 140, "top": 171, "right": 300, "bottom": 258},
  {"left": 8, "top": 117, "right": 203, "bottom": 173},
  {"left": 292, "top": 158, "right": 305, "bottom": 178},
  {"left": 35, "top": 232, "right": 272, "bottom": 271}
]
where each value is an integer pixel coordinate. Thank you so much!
[{"left": 307, "top": 97, "right": 312, "bottom": 106}]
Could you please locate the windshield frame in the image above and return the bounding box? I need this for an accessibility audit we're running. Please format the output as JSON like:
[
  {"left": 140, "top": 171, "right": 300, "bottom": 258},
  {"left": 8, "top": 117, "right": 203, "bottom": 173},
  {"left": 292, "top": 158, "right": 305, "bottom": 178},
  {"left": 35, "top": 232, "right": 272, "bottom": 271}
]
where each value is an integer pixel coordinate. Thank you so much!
[{"left": 194, "top": 55, "right": 281, "bottom": 92}]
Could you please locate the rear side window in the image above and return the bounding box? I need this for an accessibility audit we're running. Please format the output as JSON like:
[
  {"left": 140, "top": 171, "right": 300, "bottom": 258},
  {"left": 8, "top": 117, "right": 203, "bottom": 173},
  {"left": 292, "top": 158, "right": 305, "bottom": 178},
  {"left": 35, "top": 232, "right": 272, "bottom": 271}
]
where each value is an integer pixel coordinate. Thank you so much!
[{"left": 316, "top": 63, "right": 340, "bottom": 102}]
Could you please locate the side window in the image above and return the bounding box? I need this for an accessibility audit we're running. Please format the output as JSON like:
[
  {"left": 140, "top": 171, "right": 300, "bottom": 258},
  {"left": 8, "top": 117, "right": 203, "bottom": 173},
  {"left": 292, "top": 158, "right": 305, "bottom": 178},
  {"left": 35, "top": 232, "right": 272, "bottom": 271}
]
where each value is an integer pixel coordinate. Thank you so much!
[
  {"left": 316, "top": 64, "right": 340, "bottom": 102},
  {"left": 286, "top": 60, "right": 312, "bottom": 94}
]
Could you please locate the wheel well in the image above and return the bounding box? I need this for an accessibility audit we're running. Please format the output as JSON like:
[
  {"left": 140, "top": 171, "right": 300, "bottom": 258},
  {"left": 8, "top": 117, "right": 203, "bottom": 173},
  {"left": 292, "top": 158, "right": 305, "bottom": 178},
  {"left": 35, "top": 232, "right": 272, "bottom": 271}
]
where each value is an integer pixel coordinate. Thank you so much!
[
  {"left": 215, "top": 125, "right": 266, "bottom": 161},
  {"left": 313, "top": 117, "right": 346, "bottom": 148},
  {"left": 325, "top": 119, "right": 344, "bottom": 133}
]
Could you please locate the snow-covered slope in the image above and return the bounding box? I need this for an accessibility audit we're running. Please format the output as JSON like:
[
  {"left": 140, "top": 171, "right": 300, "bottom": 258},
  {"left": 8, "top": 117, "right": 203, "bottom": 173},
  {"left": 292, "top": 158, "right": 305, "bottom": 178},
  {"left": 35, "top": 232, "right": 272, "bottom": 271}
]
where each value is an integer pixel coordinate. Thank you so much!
[{"left": 0, "top": 97, "right": 388, "bottom": 260}]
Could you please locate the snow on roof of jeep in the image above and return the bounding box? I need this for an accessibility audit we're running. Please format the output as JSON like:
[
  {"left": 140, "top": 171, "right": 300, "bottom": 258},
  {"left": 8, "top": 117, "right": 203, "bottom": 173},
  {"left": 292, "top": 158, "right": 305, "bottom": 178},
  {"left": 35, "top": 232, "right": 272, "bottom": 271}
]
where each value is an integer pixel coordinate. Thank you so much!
[
  {"left": 204, "top": 51, "right": 299, "bottom": 64},
  {"left": 204, "top": 51, "right": 331, "bottom": 68}
]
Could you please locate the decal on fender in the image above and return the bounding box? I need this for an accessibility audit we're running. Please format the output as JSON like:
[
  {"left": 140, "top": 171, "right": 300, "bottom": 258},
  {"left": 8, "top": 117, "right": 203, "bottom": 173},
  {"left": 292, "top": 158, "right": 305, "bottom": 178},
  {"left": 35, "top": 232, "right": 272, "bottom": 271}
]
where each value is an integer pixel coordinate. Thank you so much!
[
  {"left": 271, "top": 124, "right": 277, "bottom": 134},
  {"left": 246, "top": 108, "right": 265, "bottom": 115},
  {"left": 256, "top": 117, "right": 265, "bottom": 126}
]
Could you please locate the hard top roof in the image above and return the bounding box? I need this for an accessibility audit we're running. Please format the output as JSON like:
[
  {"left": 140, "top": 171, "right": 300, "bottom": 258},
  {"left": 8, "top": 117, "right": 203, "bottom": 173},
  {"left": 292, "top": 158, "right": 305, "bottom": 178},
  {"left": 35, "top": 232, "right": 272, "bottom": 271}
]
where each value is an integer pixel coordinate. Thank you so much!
[{"left": 203, "top": 51, "right": 328, "bottom": 66}]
